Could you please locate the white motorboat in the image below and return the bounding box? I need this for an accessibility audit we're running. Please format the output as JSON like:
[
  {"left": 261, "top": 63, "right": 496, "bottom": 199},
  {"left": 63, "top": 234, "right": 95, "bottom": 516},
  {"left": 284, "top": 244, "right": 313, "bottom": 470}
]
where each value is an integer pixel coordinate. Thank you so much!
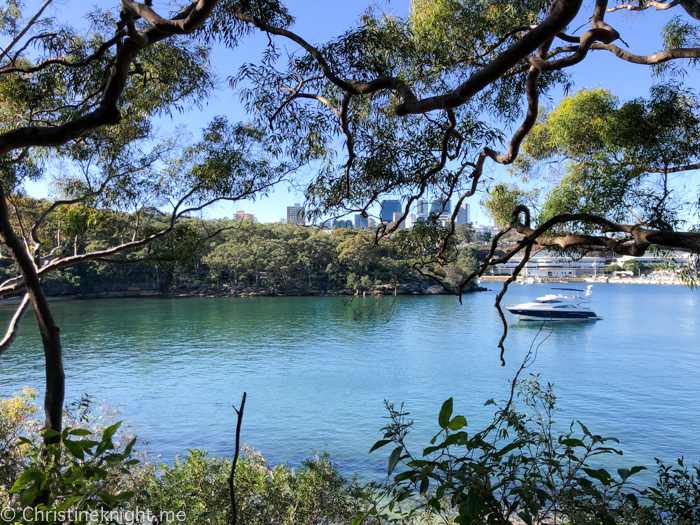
[{"left": 505, "top": 286, "right": 603, "bottom": 321}]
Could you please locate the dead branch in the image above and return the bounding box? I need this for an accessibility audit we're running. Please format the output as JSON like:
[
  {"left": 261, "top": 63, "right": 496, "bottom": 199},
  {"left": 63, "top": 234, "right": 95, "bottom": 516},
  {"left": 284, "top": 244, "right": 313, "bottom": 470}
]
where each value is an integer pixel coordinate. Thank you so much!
[{"left": 229, "top": 392, "right": 247, "bottom": 525}]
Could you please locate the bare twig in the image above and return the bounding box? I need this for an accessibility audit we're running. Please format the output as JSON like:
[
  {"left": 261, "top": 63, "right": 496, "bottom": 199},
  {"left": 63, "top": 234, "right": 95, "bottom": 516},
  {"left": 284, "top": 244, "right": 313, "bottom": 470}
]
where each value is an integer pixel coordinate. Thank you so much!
[{"left": 229, "top": 392, "right": 247, "bottom": 525}]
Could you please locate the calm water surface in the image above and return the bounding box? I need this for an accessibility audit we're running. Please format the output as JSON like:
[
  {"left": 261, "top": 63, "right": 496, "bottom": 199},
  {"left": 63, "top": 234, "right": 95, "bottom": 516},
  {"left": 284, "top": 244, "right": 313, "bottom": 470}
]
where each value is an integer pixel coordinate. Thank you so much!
[{"left": 0, "top": 284, "right": 698, "bottom": 480}]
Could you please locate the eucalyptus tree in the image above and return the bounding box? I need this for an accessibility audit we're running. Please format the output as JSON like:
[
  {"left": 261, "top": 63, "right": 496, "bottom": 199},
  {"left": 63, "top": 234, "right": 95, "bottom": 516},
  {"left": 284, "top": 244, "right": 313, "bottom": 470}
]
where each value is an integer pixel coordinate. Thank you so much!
[
  {"left": 4, "top": 0, "right": 700, "bottom": 431},
  {"left": 0, "top": 0, "right": 293, "bottom": 437},
  {"left": 227, "top": 0, "right": 700, "bottom": 360},
  {"left": 232, "top": 0, "right": 700, "bottom": 261}
]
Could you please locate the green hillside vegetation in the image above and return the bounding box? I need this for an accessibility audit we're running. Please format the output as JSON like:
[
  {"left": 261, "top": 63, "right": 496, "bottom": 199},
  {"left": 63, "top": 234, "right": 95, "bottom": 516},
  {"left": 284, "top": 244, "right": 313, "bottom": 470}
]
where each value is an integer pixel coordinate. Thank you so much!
[{"left": 0, "top": 205, "right": 481, "bottom": 297}]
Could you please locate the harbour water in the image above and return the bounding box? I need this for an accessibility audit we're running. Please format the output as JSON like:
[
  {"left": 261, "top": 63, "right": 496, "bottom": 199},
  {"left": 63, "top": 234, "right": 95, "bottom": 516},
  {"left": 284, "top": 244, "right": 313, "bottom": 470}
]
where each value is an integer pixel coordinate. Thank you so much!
[{"left": 0, "top": 284, "right": 698, "bottom": 481}]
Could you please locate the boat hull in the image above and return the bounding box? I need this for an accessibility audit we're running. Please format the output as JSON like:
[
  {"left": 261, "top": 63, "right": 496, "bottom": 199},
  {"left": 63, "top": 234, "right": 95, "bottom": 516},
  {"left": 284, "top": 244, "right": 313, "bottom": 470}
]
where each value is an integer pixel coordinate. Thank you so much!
[{"left": 506, "top": 308, "right": 602, "bottom": 321}]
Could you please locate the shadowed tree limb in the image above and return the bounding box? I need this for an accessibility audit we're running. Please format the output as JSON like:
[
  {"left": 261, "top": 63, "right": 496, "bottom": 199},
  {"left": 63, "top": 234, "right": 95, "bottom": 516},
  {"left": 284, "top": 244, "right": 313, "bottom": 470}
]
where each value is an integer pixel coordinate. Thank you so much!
[
  {"left": 590, "top": 42, "right": 700, "bottom": 65},
  {"left": 229, "top": 392, "right": 247, "bottom": 525},
  {"left": 0, "top": 184, "right": 64, "bottom": 440}
]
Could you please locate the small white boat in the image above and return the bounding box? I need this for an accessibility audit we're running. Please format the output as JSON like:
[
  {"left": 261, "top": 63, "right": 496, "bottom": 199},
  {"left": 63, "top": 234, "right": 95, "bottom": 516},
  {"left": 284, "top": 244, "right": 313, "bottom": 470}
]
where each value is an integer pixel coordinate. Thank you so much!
[{"left": 506, "top": 286, "right": 602, "bottom": 321}]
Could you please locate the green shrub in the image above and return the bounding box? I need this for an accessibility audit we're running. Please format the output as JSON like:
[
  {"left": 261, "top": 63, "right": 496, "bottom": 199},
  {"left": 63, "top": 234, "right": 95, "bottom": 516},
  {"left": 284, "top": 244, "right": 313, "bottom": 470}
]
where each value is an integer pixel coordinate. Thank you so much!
[
  {"left": 365, "top": 376, "right": 700, "bottom": 525},
  {"left": 138, "top": 447, "right": 369, "bottom": 525}
]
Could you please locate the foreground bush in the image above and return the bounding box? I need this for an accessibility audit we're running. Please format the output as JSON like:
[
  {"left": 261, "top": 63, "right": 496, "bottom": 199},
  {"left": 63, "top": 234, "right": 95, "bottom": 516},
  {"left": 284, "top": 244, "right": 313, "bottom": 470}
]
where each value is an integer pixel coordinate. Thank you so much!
[
  {"left": 138, "top": 448, "right": 368, "bottom": 524},
  {"left": 0, "top": 391, "right": 369, "bottom": 524},
  {"left": 365, "top": 376, "right": 700, "bottom": 525},
  {"left": 2, "top": 385, "right": 699, "bottom": 524}
]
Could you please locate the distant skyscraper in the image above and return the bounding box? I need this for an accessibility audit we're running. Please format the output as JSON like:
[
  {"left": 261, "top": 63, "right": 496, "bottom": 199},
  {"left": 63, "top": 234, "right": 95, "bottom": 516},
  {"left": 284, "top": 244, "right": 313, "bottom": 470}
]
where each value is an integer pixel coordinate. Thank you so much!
[
  {"left": 456, "top": 202, "right": 470, "bottom": 225},
  {"left": 405, "top": 213, "right": 417, "bottom": 229},
  {"left": 392, "top": 212, "right": 407, "bottom": 229},
  {"left": 416, "top": 199, "right": 429, "bottom": 215},
  {"left": 354, "top": 214, "right": 369, "bottom": 229},
  {"left": 429, "top": 199, "right": 451, "bottom": 215},
  {"left": 286, "top": 203, "right": 305, "bottom": 225},
  {"left": 380, "top": 200, "right": 402, "bottom": 222}
]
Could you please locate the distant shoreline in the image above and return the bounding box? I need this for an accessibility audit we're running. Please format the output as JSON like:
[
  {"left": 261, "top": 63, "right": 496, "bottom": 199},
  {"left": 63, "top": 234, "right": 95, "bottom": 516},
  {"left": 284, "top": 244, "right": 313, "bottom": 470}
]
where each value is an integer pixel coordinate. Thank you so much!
[
  {"left": 0, "top": 283, "right": 489, "bottom": 307},
  {"left": 479, "top": 276, "right": 683, "bottom": 285}
]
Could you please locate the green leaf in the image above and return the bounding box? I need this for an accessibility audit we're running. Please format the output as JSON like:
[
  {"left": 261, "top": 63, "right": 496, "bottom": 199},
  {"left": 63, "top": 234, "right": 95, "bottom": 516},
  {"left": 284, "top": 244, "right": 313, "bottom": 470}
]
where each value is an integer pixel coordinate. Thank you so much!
[
  {"left": 448, "top": 415, "right": 467, "bottom": 431},
  {"left": 517, "top": 511, "right": 533, "bottom": 525},
  {"left": 123, "top": 437, "right": 137, "bottom": 457},
  {"left": 388, "top": 447, "right": 403, "bottom": 476},
  {"left": 396, "top": 488, "right": 412, "bottom": 502},
  {"left": 419, "top": 477, "right": 429, "bottom": 496},
  {"left": 69, "top": 428, "right": 92, "bottom": 436},
  {"left": 63, "top": 438, "right": 85, "bottom": 461},
  {"left": 369, "top": 440, "right": 391, "bottom": 453},
  {"left": 438, "top": 398, "right": 453, "bottom": 429},
  {"left": 583, "top": 468, "right": 613, "bottom": 486},
  {"left": 560, "top": 438, "right": 585, "bottom": 447},
  {"left": 10, "top": 469, "right": 43, "bottom": 492},
  {"left": 578, "top": 421, "right": 591, "bottom": 436},
  {"left": 102, "top": 422, "right": 122, "bottom": 442}
]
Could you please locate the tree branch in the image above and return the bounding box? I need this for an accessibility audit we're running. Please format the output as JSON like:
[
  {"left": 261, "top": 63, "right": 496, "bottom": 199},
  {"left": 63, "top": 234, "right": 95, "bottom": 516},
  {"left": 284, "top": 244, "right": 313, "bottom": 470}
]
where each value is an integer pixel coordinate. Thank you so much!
[
  {"left": 238, "top": 0, "right": 584, "bottom": 116},
  {"left": 0, "top": 294, "right": 31, "bottom": 358},
  {"left": 607, "top": 0, "right": 679, "bottom": 12},
  {"left": 0, "top": 0, "right": 220, "bottom": 155},
  {"left": 228, "top": 392, "right": 246, "bottom": 525},
  {"left": 590, "top": 42, "right": 700, "bottom": 65},
  {"left": 0, "top": 0, "right": 55, "bottom": 63}
]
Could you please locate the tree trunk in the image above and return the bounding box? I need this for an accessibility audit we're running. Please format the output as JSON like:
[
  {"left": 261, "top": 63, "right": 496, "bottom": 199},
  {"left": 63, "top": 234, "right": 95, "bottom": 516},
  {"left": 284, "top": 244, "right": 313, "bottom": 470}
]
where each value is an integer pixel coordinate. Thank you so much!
[{"left": 0, "top": 186, "right": 64, "bottom": 439}]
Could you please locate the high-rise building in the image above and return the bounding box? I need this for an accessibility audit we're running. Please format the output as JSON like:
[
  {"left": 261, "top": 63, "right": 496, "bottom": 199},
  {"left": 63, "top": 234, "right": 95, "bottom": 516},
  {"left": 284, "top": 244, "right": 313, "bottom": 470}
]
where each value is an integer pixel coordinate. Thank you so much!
[
  {"left": 405, "top": 213, "right": 417, "bottom": 229},
  {"left": 416, "top": 199, "right": 429, "bottom": 215},
  {"left": 456, "top": 202, "right": 470, "bottom": 225},
  {"left": 429, "top": 199, "right": 451, "bottom": 215},
  {"left": 286, "top": 203, "right": 305, "bottom": 225},
  {"left": 392, "top": 211, "right": 407, "bottom": 229},
  {"left": 354, "top": 214, "right": 369, "bottom": 229},
  {"left": 380, "top": 200, "right": 402, "bottom": 223}
]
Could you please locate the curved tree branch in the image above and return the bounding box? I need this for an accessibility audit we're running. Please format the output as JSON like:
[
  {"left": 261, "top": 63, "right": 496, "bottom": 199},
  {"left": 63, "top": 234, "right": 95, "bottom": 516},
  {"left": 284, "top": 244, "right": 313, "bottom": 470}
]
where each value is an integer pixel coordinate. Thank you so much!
[
  {"left": 0, "top": 294, "right": 31, "bottom": 358},
  {"left": 607, "top": 0, "right": 679, "bottom": 12},
  {"left": 590, "top": 42, "right": 700, "bottom": 65},
  {"left": 238, "top": 0, "right": 584, "bottom": 116},
  {"left": 0, "top": 0, "right": 220, "bottom": 156}
]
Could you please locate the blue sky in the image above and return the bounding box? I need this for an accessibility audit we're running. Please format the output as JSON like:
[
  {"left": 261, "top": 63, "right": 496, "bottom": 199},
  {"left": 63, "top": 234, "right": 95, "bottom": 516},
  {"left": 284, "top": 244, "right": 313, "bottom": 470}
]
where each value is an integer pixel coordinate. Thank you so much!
[{"left": 20, "top": 0, "right": 700, "bottom": 224}]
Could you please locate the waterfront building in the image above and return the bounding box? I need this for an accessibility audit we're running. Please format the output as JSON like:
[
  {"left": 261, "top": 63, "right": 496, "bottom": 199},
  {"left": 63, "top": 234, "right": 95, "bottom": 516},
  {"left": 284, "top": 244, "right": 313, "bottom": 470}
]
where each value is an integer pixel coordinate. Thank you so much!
[
  {"left": 405, "top": 213, "right": 418, "bottom": 229},
  {"left": 491, "top": 250, "right": 607, "bottom": 277},
  {"left": 438, "top": 211, "right": 452, "bottom": 227},
  {"left": 612, "top": 252, "right": 693, "bottom": 267},
  {"left": 380, "top": 200, "right": 402, "bottom": 222},
  {"left": 286, "top": 203, "right": 305, "bottom": 225}
]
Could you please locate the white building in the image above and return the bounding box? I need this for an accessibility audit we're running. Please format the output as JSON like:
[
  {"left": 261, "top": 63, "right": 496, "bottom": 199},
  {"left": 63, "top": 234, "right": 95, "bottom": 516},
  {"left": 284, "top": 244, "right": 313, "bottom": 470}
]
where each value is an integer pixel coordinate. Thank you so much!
[
  {"left": 455, "top": 202, "right": 470, "bottom": 225},
  {"left": 492, "top": 250, "right": 607, "bottom": 277}
]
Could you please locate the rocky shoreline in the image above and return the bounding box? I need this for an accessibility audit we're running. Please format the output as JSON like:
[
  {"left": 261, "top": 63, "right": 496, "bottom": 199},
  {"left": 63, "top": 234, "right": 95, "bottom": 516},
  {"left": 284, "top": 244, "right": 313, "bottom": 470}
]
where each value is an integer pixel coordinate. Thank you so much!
[{"left": 0, "top": 281, "right": 488, "bottom": 306}]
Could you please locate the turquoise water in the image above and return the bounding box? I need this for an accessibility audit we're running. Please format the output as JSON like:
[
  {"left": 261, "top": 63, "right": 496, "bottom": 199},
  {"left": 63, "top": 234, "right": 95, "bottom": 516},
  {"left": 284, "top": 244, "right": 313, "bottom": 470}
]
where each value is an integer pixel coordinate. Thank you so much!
[{"left": 0, "top": 284, "right": 698, "bottom": 480}]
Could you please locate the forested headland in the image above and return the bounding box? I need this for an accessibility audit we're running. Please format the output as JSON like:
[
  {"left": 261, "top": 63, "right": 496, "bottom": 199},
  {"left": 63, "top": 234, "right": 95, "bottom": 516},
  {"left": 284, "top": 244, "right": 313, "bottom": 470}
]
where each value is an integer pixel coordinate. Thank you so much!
[{"left": 0, "top": 203, "right": 482, "bottom": 298}]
